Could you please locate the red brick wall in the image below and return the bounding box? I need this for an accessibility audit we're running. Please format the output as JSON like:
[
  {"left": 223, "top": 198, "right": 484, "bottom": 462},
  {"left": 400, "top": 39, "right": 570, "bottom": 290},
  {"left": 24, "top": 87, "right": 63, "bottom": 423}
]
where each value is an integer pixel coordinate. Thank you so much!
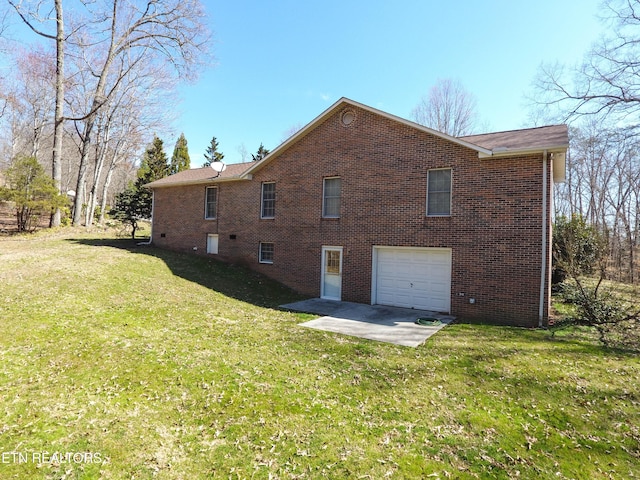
[{"left": 152, "top": 106, "right": 552, "bottom": 327}]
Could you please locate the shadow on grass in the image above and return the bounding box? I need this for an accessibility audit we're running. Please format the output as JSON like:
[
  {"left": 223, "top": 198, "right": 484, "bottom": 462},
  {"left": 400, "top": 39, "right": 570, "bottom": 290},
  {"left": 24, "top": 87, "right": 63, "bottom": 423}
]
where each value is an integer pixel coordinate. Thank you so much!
[{"left": 65, "top": 237, "right": 307, "bottom": 310}]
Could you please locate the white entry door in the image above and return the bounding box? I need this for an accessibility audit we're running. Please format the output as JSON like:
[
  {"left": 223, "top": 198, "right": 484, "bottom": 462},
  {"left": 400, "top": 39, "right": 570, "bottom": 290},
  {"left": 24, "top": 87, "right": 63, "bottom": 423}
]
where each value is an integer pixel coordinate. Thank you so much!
[{"left": 321, "top": 246, "right": 343, "bottom": 300}]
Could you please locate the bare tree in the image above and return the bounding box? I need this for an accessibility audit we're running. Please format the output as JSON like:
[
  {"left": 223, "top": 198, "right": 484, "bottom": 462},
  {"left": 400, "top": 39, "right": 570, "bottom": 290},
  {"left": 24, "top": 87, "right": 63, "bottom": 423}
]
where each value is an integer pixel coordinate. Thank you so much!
[
  {"left": 5, "top": 0, "right": 210, "bottom": 226},
  {"left": 5, "top": 46, "right": 56, "bottom": 161},
  {"left": 534, "top": 0, "right": 640, "bottom": 126},
  {"left": 411, "top": 78, "right": 479, "bottom": 136},
  {"left": 281, "top": 123, "right": 303, "bottom": 143},
  {"left": 554, "top": 119, "right": 640, "bottom": 283},
  {"left": 66, "top": 0, "right": 209, "bottom": 225},
  {"left": 6, "top": 0, "right": 66, "bottom": 226}
]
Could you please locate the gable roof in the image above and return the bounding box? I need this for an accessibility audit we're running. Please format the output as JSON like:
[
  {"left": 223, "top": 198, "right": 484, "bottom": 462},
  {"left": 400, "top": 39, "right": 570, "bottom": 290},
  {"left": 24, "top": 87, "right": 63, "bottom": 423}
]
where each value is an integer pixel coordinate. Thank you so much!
[
  {"left": 146, "top": 97, "right": 569, "bottom": 189},
  {"left": 145, "top": 162, "right": 254, "bottom": 189},
  {"left": 241, "top": 97, "right": 493, "bottom": 177}
]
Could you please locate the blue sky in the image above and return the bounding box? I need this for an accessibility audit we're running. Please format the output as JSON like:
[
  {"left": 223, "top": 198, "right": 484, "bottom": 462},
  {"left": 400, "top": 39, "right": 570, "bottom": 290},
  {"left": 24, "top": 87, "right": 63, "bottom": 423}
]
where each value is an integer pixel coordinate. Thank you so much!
[{"left": 177, "top": 0, "right": 604, "bottom": 165}]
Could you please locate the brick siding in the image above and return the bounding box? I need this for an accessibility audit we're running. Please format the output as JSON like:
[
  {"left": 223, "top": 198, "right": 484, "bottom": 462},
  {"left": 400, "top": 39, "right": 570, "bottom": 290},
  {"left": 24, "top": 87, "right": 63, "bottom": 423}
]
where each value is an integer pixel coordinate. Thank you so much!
[{"left": 152, "top": 105, "right": 553, "bottom": 327}]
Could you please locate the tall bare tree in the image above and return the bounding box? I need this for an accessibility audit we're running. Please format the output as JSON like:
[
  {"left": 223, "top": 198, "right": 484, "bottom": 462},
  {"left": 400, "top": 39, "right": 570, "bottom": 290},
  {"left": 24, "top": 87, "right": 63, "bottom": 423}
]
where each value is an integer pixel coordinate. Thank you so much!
[
  {"left": 7, "top": 0, "right": 65, "bottom": 226},
  {"left": 554, "top": 120, "right": 640, "bottom": 283},
  {"left": 534, "top": 0, "right": 640, "bottom": 126},
  {"left": 5, "top": 0, "right": 210, "bottom": 226},
  {"left": 411, "top": 78, "right": 479, "bottom": 136},
  {"left": 66, "top": 0, "right": 208, "bottom": 225}
]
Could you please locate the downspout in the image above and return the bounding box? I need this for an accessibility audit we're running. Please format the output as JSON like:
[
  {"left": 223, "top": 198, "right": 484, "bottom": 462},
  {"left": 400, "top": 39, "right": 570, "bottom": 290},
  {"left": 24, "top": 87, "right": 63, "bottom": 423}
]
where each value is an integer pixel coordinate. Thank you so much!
[
  {"left": 137, "top": 189, "right": 154, "bottom": 246},
  {"left": 538, "top": 150, "right": 548, "bottom": 327}
]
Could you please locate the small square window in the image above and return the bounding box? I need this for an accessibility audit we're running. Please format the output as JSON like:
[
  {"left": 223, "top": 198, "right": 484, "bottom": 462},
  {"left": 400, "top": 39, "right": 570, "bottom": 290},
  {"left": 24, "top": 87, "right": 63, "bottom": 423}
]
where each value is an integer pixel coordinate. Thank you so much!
[
  {"left": 323, "top": 177, "right": 341, "bottom": 218},
  {"left": 261, "top": 183, "right": 275, "bottom": 218},
  {"left": 259, "top": 242, "right": 274, "bottom": 264},
  {"left": 205, "top": 187, "right": 218, "bottom": 219},
  {"left": 427, "top": 169, "right": 451, "bottom": 216}
]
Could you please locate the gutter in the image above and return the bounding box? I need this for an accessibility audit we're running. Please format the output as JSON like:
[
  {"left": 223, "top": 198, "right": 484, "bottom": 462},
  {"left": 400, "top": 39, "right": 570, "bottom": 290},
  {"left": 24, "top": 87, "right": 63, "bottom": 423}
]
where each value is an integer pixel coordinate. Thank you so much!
[{"left": 539, "top": 150, "right": 548, "bottom": 327}]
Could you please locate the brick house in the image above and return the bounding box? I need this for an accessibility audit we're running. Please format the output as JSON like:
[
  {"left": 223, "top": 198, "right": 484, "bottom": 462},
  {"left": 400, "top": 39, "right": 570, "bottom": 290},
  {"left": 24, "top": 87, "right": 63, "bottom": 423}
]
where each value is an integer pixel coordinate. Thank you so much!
[{"left": 147, "top": 98, "right": 568, "bottom": 327}]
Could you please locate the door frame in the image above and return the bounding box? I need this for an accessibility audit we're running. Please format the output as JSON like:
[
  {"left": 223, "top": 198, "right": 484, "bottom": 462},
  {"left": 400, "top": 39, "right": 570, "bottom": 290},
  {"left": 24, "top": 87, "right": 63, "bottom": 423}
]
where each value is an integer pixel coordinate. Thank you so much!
[{"left": 320, "top": 246, "right": 343, "bottom": 300}]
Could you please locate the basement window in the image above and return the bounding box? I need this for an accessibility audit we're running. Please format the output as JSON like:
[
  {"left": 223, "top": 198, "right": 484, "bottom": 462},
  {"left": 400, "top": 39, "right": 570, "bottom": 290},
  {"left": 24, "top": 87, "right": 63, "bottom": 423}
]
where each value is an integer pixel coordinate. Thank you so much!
[{"left": 259, "top": 242, "right": 274, "bottom": 264}]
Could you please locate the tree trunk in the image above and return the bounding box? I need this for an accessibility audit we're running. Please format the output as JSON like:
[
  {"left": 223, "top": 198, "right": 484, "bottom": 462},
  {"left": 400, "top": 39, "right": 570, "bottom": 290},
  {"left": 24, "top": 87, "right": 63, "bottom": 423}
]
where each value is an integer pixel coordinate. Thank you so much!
[{"left": 50, "top": 0, "right": 64, "bottom": 227}]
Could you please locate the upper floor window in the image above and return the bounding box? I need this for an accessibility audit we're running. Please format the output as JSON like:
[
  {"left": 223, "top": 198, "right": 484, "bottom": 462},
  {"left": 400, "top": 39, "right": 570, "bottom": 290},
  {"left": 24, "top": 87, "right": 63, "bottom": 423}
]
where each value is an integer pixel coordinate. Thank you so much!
[
  {"left": 261, "top": 182, "right": 275, "bottom": 218},
  {"left": 205, "top": 186, "right": 218, "bottom": 219},
  {"left": 427, "top": 168, "right": 452, "bottom": 216},
  {"left": 323, "top": 177, "right": 341, "bottom": 218}
]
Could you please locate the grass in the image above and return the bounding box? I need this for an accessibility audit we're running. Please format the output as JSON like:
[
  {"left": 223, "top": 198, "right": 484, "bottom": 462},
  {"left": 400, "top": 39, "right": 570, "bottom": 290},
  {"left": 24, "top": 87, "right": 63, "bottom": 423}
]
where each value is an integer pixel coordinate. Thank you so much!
[{"left": 0, "top": 229, "right": 639, "bottom": 479}]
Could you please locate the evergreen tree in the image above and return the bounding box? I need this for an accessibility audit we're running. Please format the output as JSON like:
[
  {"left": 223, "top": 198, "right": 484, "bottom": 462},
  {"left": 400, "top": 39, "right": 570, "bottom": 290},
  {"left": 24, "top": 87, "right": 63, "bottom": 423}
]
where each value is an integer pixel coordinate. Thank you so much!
[
  {"left": 137, "top": 135, "right": 169, "bottom": 186},
  {"left": 110, "top": 135, "right": 168, "bottom": 238},
  {"left": 203, "top": 136, "right": 224, "bottom": 167},
  {"left": 0, "top": 156, "right": 67, "bottom": 232},
  {"left": 109, "top": 185, "right": 151, "bottom": 239},
  {"left": 252, "top": 143, "right": 270, "bottom": 161},
  {"left": 169, "top": 133, "right": 191, "bottom": 174}
]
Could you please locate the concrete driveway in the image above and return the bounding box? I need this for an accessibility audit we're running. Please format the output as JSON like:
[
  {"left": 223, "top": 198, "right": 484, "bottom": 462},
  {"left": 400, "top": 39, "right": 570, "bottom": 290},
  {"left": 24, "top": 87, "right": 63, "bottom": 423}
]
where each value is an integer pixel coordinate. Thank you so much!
[{"left": 281, "top": 298, "right": 455, "bottom": 347}]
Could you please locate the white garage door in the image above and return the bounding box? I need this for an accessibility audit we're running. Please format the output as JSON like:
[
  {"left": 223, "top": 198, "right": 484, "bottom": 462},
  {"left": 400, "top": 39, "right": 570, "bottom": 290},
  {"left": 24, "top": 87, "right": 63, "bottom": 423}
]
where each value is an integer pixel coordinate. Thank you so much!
[{"left": 374, "top": 247, "right": 451, "bottom": 312}]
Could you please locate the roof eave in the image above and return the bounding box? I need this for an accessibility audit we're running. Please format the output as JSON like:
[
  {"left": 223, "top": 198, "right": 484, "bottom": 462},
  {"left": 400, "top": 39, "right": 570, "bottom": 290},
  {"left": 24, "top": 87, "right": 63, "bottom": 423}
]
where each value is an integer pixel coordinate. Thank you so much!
[
  {"left": 145, "top": 175, "right": 251, "bottom": 189},
  {"left": 477, "top": 144, "right": 569, "bottom": 159}
]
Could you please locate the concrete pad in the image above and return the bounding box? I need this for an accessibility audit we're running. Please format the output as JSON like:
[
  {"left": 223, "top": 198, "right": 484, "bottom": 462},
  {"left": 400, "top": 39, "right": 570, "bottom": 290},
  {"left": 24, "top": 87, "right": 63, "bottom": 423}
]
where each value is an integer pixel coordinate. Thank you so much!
[{"left": 281, "top": 298, "right": 455, "bottom": 347}]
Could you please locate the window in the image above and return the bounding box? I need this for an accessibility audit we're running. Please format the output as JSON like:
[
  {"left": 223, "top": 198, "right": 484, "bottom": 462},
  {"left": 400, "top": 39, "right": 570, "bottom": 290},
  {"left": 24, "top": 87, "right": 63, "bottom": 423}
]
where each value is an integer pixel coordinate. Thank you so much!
[
  {"left": 259, "top": 242, "right": 274, "bottom": 264},
  {"left": 323, "top": 177, "right": 341, "bottom": 218},
  {"left": 206, "top": 234, "right": 219, "bottom": 254},
  {"left": 205, "top": 187, "right": 218, "bottom": 219},
  {"left": 427, "top": 169, "right": 452, "bottom": 216},
  {"left": 325, "top": 250, "right": 341, "bottom": 274},
  {"left": 261, "top": 182, "right": 275, "bottom": 218}
]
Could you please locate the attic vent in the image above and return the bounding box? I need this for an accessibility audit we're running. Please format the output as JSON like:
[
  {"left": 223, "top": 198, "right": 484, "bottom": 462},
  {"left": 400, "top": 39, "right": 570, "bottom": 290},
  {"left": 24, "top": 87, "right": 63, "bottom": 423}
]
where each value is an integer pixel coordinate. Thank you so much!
[{"left": 340, "top": 109, "right": 356, "bottom": 127}]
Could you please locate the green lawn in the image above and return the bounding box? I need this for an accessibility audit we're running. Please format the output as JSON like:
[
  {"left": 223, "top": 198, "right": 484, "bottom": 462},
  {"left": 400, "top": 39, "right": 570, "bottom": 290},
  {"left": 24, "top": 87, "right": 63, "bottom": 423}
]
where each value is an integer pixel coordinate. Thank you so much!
[{"left": 0, "top": 230, "right": 638, "bottom": 479}]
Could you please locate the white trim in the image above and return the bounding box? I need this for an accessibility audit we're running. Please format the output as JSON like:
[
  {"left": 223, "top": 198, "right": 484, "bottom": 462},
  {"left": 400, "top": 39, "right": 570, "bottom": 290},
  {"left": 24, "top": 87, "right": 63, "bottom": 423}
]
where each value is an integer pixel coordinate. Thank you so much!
[
  {"left": 321, "top": 246, "right": 343, "bottom": 300},
  {"left": 322, "top": 177, "right": 341, "bottom": 218},
  {"left": 478, "top": 146, "right": 568, "bottom": 159},
  {"left": 260, "top": 182, "right": 276, "bottom": 219}
]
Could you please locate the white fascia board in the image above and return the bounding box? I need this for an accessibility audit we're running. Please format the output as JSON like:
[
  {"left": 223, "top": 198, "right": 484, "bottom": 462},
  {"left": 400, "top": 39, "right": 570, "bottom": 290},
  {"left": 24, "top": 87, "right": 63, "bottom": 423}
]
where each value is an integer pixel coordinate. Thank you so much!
[{"left": 478, "top": 144, "right": 569, "bottom": 159}]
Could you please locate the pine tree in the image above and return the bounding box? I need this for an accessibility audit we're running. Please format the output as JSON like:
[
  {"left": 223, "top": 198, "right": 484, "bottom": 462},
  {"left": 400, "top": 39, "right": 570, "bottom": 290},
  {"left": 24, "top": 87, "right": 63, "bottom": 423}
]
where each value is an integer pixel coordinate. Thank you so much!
[
  {"left": 137, "top": 135, "right": 169, "bottom": 186},
  {"left": 252, "top": 143, "right": 270, "bottom": 162},
  {"left": 110, "top": 135, "right": 168, "bottom": 238},
  {"left": 169, "top": 133, "right": 191, "bottom": 174},
  {"left": 203, "top": 136, "right": 224, "bottom": 167}
]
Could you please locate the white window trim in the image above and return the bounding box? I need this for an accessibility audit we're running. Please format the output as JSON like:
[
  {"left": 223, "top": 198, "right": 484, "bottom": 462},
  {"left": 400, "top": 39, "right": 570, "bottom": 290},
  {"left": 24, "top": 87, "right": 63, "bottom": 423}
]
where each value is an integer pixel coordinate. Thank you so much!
[
  {"left": 322, "top": 176, "right": 341, "bottom": 218},
  {"left": 426, "top": 168, "right": 452, "bottom": 217},
  {"left": 261, "top": 182, "right": 275, "bottom": 219},
  {"left": 259, "top": 242, "right": 274, "bottom": 264},
  {"left": 204, "top": 186, "right": 218, "bottom": 220}
]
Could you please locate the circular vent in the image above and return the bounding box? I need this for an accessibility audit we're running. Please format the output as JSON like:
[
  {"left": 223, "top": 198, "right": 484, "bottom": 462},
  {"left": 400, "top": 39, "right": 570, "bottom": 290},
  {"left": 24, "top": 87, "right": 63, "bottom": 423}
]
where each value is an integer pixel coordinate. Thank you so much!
[{"left": 341, "top": 109, "right": 356, "bottom": 127}]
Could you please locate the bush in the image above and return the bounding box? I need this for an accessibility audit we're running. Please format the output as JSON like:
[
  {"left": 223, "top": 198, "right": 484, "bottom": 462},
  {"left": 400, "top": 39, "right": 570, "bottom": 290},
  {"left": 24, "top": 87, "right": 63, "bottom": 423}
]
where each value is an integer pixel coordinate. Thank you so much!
[{"left": 553, "top": 280, "right": 640, "bottom": 351}]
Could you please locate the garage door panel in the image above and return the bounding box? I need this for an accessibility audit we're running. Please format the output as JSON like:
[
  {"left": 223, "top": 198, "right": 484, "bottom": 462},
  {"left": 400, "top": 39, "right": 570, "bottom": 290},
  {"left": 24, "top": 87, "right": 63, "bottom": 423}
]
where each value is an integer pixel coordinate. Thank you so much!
[{"left": 374, "top": 248, "right": 451, "bottom": 313}]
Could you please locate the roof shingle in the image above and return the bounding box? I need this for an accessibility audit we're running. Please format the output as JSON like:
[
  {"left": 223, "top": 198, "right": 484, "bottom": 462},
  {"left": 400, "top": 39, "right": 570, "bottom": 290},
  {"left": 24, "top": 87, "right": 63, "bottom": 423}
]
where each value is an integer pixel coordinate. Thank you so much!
[
  {"left": 145, "top": 162, "right": 254, "bottom": 188},
  {"left": 460, "top": 125, "right": 568, "bottom": 152}
]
